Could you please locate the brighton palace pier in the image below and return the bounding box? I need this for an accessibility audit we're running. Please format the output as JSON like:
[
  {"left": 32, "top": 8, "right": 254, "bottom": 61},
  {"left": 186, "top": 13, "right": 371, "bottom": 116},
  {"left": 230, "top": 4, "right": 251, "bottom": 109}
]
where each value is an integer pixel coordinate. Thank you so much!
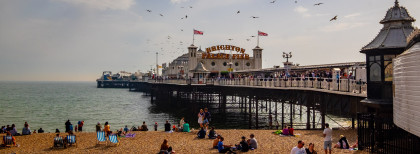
[{"left": 128, "top": 1, "right": 420, "bottom": 153}]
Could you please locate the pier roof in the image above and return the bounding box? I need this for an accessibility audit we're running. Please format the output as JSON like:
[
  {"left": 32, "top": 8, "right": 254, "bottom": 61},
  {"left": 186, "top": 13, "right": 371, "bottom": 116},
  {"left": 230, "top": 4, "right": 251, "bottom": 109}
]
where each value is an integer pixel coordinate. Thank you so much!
[
  {"left": 190, "top": 62, "right": 210, "bottom": 73},
  {"left": 234, "top": 62, "right": 365, "bottom": 73}
]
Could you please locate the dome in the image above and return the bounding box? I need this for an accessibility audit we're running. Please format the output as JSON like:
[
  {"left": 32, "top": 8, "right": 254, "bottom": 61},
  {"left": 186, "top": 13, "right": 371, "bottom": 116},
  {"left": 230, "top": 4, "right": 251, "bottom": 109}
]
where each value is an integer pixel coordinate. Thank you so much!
[{"left": 380, "top": 0, "right": 415, "bottom": 24}]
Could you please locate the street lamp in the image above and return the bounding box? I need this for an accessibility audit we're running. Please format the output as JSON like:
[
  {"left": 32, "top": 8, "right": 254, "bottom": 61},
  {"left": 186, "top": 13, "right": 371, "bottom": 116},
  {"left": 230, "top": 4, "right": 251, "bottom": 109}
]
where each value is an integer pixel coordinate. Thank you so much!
[
  {"left": 282, "top": 52, "right": 293, "bottom": 77},
  {"left": 282, "top": 52, "right": 292, "bottom": 63}
]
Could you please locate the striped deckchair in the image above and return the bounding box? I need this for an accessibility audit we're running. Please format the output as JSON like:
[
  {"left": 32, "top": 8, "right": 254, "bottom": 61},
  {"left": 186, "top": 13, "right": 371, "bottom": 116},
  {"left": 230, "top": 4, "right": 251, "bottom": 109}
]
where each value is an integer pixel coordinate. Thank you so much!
[
  {"left": 65, "top": 135, "right": 77, "bottom": 148},
  {"left": 108, "top": 134, "right": 119, "bottom": 146},
  {"left": 3, "top": 136, "right": 14, "bottom": 147},
  {"left": 53, "top": 137, "right": 64, "bottom": 148},
  {"left": 96, "top": 131, "right": 106, "bottom": 145}
]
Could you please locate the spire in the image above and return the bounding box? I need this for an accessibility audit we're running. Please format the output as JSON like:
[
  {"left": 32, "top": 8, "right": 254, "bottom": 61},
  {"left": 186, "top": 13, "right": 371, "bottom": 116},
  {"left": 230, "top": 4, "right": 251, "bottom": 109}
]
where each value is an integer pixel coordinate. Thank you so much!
[{"left": 395, "top": 0, "right": 399, "bottom": 7}]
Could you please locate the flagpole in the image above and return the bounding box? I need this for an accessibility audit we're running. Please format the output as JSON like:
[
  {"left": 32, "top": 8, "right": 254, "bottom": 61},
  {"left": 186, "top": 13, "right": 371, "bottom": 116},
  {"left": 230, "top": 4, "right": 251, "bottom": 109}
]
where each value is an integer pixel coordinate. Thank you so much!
[
  {"left": 257, "top": 31, "right": 260, "bottom": 47},
  {"left": 193, "top": 29, "right": 195, "bottom": 45}
]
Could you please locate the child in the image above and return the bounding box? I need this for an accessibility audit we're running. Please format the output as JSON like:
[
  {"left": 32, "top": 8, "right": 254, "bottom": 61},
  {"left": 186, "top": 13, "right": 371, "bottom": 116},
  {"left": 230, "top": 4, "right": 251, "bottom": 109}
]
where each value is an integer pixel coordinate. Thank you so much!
[{"left": 154, "top": 122, "right": 158, "bottom": 131}]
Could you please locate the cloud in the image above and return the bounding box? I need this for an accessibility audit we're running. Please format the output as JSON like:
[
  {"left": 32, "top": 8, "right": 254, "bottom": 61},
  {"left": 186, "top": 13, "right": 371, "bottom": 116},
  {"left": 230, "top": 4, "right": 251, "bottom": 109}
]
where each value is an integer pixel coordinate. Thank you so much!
[
  {"left": 170, "top": 0, "right": 189, "bottom": 4},
  {"left": 294, "top": 6, "right": 311, "bottom": 17},
  {"left": 53, "top": 0, "right": 135, "bottom": 10},
  {"left": 344, "top": 13, "right": 362, "bottom": 18},
  {"left": 322, "top": 22, "right": 366, "bottom": 32}
]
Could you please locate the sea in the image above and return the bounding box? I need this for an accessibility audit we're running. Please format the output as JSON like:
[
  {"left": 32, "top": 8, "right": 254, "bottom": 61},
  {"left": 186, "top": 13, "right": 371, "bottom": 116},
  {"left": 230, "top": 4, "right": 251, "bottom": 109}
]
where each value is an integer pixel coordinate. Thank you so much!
[{"left": 0, "top": 81, "right": 351, "bottom": 133}]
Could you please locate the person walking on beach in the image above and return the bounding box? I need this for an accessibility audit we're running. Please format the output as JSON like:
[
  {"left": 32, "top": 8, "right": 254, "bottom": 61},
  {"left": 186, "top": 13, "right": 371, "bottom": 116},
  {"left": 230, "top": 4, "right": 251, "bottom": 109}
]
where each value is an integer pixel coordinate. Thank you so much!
[
  {"left": 290, "top": 140, "right": 306, "bottom": 154},
  {"left": 203, "top": 108, "right": 211, "bottom": 130},
  {"left": 323, "top": 123, "right": 332, "bottom": 154},
  {"left": 65, "top": 120, "right": 71, "bottom": 133},
  {"left": 78, "top": 121, "right": 84, "bottom": 132},
  {"left": 198, "top": 109, "right": 205, "bottom": 128},
  {"left": 96, "top": 122, "right": 102, "bottom": 132}
]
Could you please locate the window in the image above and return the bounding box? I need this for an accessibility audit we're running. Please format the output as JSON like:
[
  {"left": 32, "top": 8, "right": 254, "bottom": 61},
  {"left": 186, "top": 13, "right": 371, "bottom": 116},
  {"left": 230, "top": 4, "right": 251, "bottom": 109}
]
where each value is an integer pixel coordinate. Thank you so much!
[
  {"left": 211, "top": 62, "right": 215, "bottom": 66},
  {"left": 246, "top": 62, "right": 251, "bottom": 66},
  {"left": 384, "top": 55, "right": 395, "bottom": 81},
  {"left": 223, "top": 62, "right": 227, "bottom": 66},
  {"left": 235, "top": 62, "right": 239, "bottom": 66},
  {"left": 369, "top": 55, "right": 382, "bottom": 82}
]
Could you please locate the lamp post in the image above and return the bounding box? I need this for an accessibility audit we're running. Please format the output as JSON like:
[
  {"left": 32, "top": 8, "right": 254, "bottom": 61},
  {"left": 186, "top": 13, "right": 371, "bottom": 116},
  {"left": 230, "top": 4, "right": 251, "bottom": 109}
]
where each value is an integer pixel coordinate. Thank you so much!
[
  {"left": 228, "top": 62, "right": 233, "bottom": 79},
  {"left": 282, "top": 52, "right": 293, "bottom": 77}
]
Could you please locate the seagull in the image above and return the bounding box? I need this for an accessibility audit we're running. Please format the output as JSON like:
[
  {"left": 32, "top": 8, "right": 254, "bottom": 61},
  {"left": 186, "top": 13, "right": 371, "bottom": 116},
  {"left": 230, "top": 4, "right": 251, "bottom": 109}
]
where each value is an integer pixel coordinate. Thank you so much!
[
  {"left": 185, "top": 15, "right": 188, "bottom": 19},
  {"left": 246, "top": 39, "right": 250, "bottom": 41},
  {"left": 250, "top": 36, "right": 256, "bottom": 37},
  {"left": 181, "top": 29, "right": 183, "bottom": 31},
  {"left": 251, "top": 16, "right": 259, "bottom": 18},
  {"left": 237, "top": 10, "right": 240, "bottom": 14},
  {"left": 270, "top": 0, "right": 276, "bottom": 3},
  {"left": 146, "top": 10, "right": 152, "bottom": 12},
  {"left": 160, "top": 14, "right": 164, "bottom": 17},
  {"left": 330, "top": 15, "right": 338, "bottom": 21},
  {"left": 314, "top": 3, "right": 323, "bottom": 6},
  {"left": 189, "top": 6, "right": 193, "bottom": 8},
  {"left": 228, "top": 39, "right": 233, "bottom": 41}
]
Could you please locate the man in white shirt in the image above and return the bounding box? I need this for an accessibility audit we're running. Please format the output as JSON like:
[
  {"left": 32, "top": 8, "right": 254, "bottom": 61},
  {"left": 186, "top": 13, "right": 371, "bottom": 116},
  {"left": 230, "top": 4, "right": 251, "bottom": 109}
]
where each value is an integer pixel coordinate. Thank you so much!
[
  {"left": 323, "top": 123, "right": 332, "bottom": 154},
  {"left": 290, "top": 140, "right": 306, "bottom": 154},
  {"left": 247, "top": 134, "right": 258, "bottom": 149}
]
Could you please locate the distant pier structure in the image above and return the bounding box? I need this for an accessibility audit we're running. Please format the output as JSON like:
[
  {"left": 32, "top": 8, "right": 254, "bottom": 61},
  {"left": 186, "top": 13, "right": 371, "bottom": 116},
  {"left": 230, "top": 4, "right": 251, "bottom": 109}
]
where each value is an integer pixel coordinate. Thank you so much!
[{"left": 96, "top": 71, "right": 133, "bottom": 88}]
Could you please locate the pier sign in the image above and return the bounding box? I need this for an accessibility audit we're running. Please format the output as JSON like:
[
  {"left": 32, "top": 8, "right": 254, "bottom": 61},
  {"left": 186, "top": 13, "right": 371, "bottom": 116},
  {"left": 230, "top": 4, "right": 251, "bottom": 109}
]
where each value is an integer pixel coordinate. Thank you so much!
[{"left": 203, "top": 45, "right": 250, "bottom": 60}]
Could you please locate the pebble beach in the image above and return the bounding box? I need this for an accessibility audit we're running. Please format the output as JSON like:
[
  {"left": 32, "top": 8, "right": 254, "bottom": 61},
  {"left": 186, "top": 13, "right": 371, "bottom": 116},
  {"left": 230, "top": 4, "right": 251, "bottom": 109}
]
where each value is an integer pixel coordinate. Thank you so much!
[{"left": 1, "top": 129, "right": 367, "bottom": 154}]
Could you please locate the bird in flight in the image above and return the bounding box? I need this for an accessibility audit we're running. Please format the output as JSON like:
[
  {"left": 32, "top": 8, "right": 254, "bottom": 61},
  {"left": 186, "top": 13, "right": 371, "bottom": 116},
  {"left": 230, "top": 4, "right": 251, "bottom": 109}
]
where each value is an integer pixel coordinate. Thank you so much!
[
  {"left": 251, "top": 16, "right": 259, "bottom": 18},
  {"left": 237, "top": 10, "right": 240, "bottom": 14},
  {"left": 181, "top": 29, "right": 183, "bottom": 31},
  {"left": 189, "top": 6, "right": 193, "bottom": 8},
  {"left": 146, "top": 10, "right": 152, "bottom": 12},
  {"left": 250, "top": 36, "right": 256, "bottom": 37},
  {"left": 228, "top": 39, "right": 233, "bottom": 41},
  {"left": 270, "top": 0, "right": 276, "bottom": 3},
  {"left": 314, "top": 3, "right": 323, "bottom": 6},
  {"left": 160, "top": 14, "right": 164, "bottom": 17},
  {"left": 330, "top": 15, "right": 338, "bottom": 21},
  {"left": 185, "top": 15, "right": 188, "bottom": 19},
  {"left": 246, "top": 39, "right": 250, "bottom": 41}
]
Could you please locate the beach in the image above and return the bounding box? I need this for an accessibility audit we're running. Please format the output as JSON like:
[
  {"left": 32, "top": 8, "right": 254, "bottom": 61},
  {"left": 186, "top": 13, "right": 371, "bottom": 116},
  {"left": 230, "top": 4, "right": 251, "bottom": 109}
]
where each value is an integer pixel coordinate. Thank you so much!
[{"left": 1, "top": 129, "right": 367, "bottom": 154}]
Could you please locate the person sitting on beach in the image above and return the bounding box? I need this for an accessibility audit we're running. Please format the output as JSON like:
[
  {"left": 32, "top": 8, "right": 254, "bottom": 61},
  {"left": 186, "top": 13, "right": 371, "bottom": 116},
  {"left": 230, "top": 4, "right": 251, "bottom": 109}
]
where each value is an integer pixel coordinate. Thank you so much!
[
  {"left": 2, "top": 131, "right": 16, "bottom": 147},
  {"left": 124, "top": 125, "right": 129, "bottom": 132},
  {"left": 160, "top": 139, "right": 175, "bottom": 154},
  {"left": 306, "top": 143, "right": 317, "bottom": 154},
  {"left": 213, "top": 135, "right": 221, "bottom": 149},
  {"left": 33, "top": 130, "right": 37, "bottom": 134},
  {"left": 10, "top": 124, "right": 20, "bottom": 136},
  {"left": 179, "top": 118, "right": 185, "bottom": 130},
  {"left": 141, "top": 121, "right": 148, "bottom": 131},
  {"left": 172, "top": 125, "right": 178, "bottom": 132},
  {"left": 236, "top": 136, "right": 249, "bottom": 152},
  {"left": 22, "top": 125, "right": 31, "bottom": 135},
  {"left": 55, "top": 129, "right": 60, "bottom": 133},
  {"left": 164, "top": 121, "right": 171, "bottom": 132},
  {"left": 282, "top": 126, "right": 289, "bottom": 136},
  {"left": 288, "top": 126, "right": 294, "bottom": 136},
  {"left": 24, "top": 122, "right": 29, "bottom": 128},
  {"left": 291, "top": 140, "right": 306, "bottom": 154},
  {"left": 63, "top": 131, "right": 76, "bottom": 147},
  {"left": 197, "top": 127, "right": 206, "bottom": 139},
  {"left": 217, "top": 137, "right": 236, "bottom": 154},
  {"left": 38, "top": 128, "right": 44, "bottom": 133},
  {"left": 96, "top": 122, "right": 102, "bottom": 132},
  {"left": 247, "top": 134, "right": 258, "bottom": 150},
  {"left": 334, "top": 135, "right": 349, "bottom": 149},
  {"left": 53, "top": 134, "right": 64, "bottom": 147},
  {"left": 208, "top": 127, "right": 217, "bottom": 139},
  {"left": 183, "top": 121, "right": 190, "bottom": 132},
  {"left": 104, "top": 122, "right": 111, "bottom": 136},
  {"left": 177, "top": 124, "right": 182, "bottom": 132}
]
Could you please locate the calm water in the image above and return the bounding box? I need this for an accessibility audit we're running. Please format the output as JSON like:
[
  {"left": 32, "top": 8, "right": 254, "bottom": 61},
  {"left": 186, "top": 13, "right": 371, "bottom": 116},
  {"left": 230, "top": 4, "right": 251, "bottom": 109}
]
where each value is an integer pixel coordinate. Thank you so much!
[{"left": 0, "top": 81, "right": 179, "bottom": 133}]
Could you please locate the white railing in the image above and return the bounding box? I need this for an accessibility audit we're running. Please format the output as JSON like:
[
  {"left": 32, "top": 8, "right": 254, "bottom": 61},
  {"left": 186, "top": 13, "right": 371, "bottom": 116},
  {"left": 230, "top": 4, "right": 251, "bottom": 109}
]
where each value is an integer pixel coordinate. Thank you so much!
[{"left": 148, "top": 77, "right": 367, "bottom": 95}]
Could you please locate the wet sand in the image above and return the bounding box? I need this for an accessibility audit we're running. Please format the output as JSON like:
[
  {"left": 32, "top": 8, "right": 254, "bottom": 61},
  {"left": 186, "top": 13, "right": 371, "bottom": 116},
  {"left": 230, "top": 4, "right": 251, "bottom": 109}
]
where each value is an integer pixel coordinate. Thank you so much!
[{"left": 1, "top": 129, "right": 367, "bottom": 153}]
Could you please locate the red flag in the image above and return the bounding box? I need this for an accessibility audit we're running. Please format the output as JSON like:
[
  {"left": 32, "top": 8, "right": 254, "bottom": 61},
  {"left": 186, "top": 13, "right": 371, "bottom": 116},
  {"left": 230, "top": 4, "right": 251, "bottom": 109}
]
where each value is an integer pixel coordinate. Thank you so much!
[
  {"left": 194, "top": 29, "right": 203, "bottom": 35},
  {"left": 258, "top": 31, "right": 268, "bottom": 36}
]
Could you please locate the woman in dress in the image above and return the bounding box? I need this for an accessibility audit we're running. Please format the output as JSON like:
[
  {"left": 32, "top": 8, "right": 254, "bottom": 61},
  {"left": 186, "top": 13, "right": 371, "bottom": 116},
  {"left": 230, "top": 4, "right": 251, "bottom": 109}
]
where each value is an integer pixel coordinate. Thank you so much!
[{"left": 197, "top": 109, "right": 204, "bottom": 128}]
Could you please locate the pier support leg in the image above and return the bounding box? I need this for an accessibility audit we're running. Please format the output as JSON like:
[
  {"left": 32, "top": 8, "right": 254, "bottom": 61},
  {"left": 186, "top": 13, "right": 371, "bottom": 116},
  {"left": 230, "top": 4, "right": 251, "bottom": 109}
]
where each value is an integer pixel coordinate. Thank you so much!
[
  {"left": 307, "top": 106, "right": 311, "bottom": 130},
  {"left": 290, "top": 102, "right": 293, "bottom": 128},
  {"left": 249, "top": 97, "right": 252, "bottom": 129},
  {"left": 281, "top": 101, "right": 284, "bottom": 129},
  {"left": 275, "top": 101, "right": 278, "bottom": 130},
  {"left": 256, "top": 97, "right": 259, "bottom": 129}
]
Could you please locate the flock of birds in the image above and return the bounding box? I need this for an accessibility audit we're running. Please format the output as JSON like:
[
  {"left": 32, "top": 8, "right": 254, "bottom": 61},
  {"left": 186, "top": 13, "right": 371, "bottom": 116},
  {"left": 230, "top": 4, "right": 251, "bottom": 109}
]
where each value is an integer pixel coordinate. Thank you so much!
[{"left": 141, "top": 1, "right": 338, "bottom": 64}]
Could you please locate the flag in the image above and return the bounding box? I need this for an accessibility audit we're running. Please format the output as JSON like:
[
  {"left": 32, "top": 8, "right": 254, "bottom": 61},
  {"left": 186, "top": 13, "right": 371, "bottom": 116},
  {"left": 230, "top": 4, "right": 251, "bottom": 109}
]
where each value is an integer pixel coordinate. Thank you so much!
[
  {"left": 258, "top": 31, "right": 268, "bottom": 36},
  {"left": 194, "top": 29, "right": 204, "bottom": 35}
]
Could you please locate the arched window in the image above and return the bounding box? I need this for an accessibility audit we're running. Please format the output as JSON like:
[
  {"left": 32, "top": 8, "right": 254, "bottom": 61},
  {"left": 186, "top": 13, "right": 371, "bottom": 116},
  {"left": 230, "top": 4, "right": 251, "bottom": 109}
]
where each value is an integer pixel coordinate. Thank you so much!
[
  {"left": 211, "top": 62, "right": 216, "bottom": 66},
  {"left": 223, "top": 62, "right": 227, "bottom": 66}
]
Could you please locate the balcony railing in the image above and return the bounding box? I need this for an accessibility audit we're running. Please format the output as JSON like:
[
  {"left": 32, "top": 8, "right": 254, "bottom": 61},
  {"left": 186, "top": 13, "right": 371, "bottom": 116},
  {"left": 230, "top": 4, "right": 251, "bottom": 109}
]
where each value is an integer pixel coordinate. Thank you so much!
[{"left": 148, "top": 77, "right": 367, "bottom": 95}]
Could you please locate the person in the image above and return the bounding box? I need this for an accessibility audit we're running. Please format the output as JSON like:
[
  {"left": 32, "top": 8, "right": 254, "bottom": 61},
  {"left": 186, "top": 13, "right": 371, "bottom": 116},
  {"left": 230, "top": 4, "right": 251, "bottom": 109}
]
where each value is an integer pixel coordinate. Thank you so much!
[
  {"left": 10, "top": 124, "right": 20, "bottom": 136},
  {"left": 124, "top": 125, "right": 129, "bottom": 132},
  {"left": 197, "top": 109, "right": 205, "bottom": 128},
  {"left": 183, "top": 121, "right": 190, "bottom": 132},
  {"left": 24, "top": 122, "right": 29, "bottom": 128},
  {"left": 74, "top": 125, "right": 78, "bottom": 132},
  {"left": 0, "top": 126, "right": 4, "bottom": 133},
  {"left": 247, "top": 134, "right": 258, "bottom": 149},
  {"left": 38, "top": 128, "right": 44, "bottom": 133},
  {"left": 177, "top": 124, "right": 182, "bottom": 132},
  {"left": 96, "top": 122, "right": 102, "bottom": 132},
  {"left": 164, "top": 121, "right": 171, "bottom": 132},
  {"left": 64, "top": 131, "right": 76, "bottom": 148},
  {"left": 282, "top": 126, "right": 289, "bottom": 136},
  {"left": 172, "top": 125, "right": 178, "bottom": 132},
  {"left": 208, "top": 127, "right": 217, "bottom": 139},
  {"left": 154, "top": 122, "right": 158, "bottom": 131},
  {"left": 179, "top": 118, "right": 185, "bottom": 130},
  {"left": 53, "top": 133, "right": 64, "bottom": 147},
  {"left": 291, "top": 140, "right": 306, "bottom": 154},
  {"left": 203, "top": 108, "right": 211, "bottom": 130},
  {"left": 306, "top": 143, "right": 317, "bottom": 154},
  {"left": 236, "top": 136, "right": 249, "bottom": 152},
  {"left": 197, "top": 127, "right": 206, "bottom": 139},
  {"left": 217, "top": 137, "right": 236, "bottom": 154},
  {"left": 78, "top": 121, "right": 84, "bottom": 132},
  {"left": 213, "top": 135, "right": 221, "bottom": 149},
  {"left": 55, "top": 129, "right": 60, "bottom": 133},
  {"left": 334, "top": 135, "right": 349, "bottom": 149},
  {"left": 141, "top": 121, "right": 148, "bottom": 131},
  {"left": 2, "top": 131, "right": 16, "bottom": 147},
  {"left": 323, "top": 123, "right": 332, "bottom": 154},
  {"left": 22, "top": 125, "right": 31, "bottom": 135},
  {"left": 104, "top": 122, "right": 111, "bottom": 136},
  {"left": 289, "top": 126, "right": 294, "bottom": 136},
  {"left": 33, "top": 130, "right": 37, "bottom": 134},
  {"left": 65, "top": 120, "right": 71, "bottom": 133},
  {"left": 69, "top": 124, "right": 73, "bottom": 133},
  {"left": 160, "top": 139, "right": 175, "bottom": 154}
]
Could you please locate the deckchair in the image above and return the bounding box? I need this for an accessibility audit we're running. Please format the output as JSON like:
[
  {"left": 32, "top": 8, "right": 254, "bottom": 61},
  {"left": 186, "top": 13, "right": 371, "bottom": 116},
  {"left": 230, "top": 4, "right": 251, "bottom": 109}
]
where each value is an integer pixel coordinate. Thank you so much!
[
  {"left": 3, "top": 136, "right": 14, "bottom": 147},
  {"left": 53, "top": 136, "right": 64, "bottom": 148},
  {"left": 65, "top": 135, "right": 77, "bottom": 148},
  {"left": 108, "top": 134, "right": 119, "bottom": 146},
  {"left": 96, "top": 131, "right": 107, "bottom": 145}
]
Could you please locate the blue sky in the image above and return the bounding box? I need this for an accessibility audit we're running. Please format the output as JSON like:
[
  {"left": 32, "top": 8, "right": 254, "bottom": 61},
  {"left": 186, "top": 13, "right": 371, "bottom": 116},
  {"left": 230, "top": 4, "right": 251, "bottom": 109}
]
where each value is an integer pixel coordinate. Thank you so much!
[{"left": 0, "top": 0, "right": 419, "bottom": 81}]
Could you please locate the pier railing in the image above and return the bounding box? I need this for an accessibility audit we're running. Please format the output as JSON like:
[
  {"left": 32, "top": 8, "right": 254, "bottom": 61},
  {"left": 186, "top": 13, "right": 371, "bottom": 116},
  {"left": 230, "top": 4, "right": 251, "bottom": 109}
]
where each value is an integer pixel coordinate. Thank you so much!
[{"left": 149, "top": 77, "right": 367, "bottom": 95}]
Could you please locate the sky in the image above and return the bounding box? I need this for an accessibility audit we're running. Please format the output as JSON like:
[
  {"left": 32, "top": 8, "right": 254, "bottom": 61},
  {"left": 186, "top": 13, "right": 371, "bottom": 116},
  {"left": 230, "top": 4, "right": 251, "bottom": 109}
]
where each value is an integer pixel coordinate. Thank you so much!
[{"left": 0, "top": 0, "right": 419, "bottom": 81}]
